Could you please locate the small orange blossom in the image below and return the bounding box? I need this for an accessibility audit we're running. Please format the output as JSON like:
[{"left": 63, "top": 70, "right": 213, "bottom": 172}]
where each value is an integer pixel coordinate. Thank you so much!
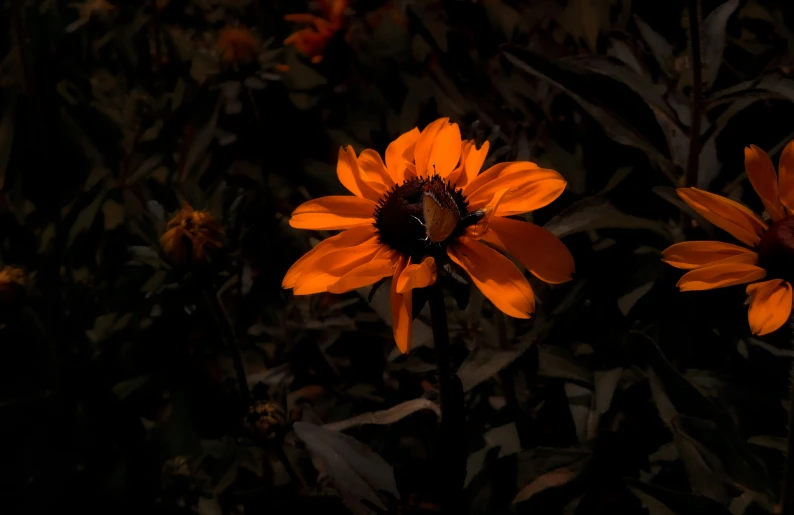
[
  {"left": 284, "top": 0, "right": 347, "bottom": 64},
  {"left": 218, "top": 27, "right": 258, "bottom": 64},
  {"left": 160, "top": 203, "right": 225, "bottom": 266}
]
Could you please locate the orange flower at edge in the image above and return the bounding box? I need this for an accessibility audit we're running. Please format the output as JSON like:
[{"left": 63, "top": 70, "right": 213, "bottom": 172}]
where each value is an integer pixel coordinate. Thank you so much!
[
  {"left": 218, "top": 27, "right": 258, "bottom": 64},
  {"left": 283, "top": 0, "right": 347, "bottom": 64},
  {"left": 283, "top": 118, "right": 575, "bottom": 354},
  {"left": 662, "top": 142, "right": 794, "bottom": 335},
  {"left": 160, "top": 203, "right": 225, "bottom": 266}
]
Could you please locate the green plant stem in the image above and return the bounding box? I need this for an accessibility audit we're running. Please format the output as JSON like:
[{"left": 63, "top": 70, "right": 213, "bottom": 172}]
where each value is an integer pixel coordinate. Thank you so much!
[
  {"left": 428, "top": 282, "right": 465, "bottom": 514},
  {"left": 685, "top": 0, "right": 703, "bottom": 188},
  {"left": 202, "top": 285, "right": 251, "bottom": 402},
  {"left": 781, "top": 314, "right": 794, "bottom": 514}
]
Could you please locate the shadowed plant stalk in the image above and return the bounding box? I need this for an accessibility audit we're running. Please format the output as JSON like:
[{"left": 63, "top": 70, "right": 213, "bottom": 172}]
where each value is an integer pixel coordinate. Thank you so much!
[
  {"left": 685, "top": 0, "right": 703, "bottom": 188},
  {"left": 428, "top": 282, "right": 466, "bottom": 513},
  {"left": 781, "top": 314, "right": 794, "bottom": 515}
]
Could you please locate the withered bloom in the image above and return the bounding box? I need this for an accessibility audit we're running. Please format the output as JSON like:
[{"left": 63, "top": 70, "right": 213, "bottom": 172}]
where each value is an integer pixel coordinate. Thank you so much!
[
  {"left": 663, "top": 142, "right": 794, "bottom": 335},
  {"left": 160, "top": 203, "right": 225, "bottom": 266},
  {"left": 245, "top": 400, "right": 289, "bottom": 442},
  {"left": 217, "top": 27, "right": 259, "bottom": 64},
  {"left": 0, "top": 265, "right": 27, "bottom": 308}
]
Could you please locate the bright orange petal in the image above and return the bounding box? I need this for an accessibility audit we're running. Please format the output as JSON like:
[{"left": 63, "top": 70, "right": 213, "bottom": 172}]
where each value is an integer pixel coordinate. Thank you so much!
[
  {"left": 414, "top": 118, "right": 462, "bottom": 178},
  {"left": 676, "top": 262, "right": 766, "bottom": 292},
  {"left": 282, "top": 226, "right": 377, "bottom": 289},
  {"left": 482, "top": 217, "right": 575, "bottom": 284},
  {"left": 448, "top": 236, "right": 535, "bottom": 318},
  {"left": 358, "top": 149, "right": 394, "bottom": 188},
  {"left": 467, "top": 167, "right": 567, "bottom": 216},
  {"left": 390, "top": 256, "right": 412, "bottom": 353},
  {"left": 778, "top": 140, "right": 794, "bottom": 213},
  {"left": 292, "top": 242, "right": 383, "bottom": 295},
  {"left": 385, "top": 127, "right": 420, "bottom": 183},
  {"left": 327, "top": 257, "right": 395, "bottom": 294},
  {"left": 337, "top": 146, "right": 386, "bottom": 201},
  {"left": 396, "top": 257, "right": 437, "bottom": 293},
  {"left": 745, "top": 145, "right": 785, "bottom": 221},
  {"left": 463, "top": 162, "right": 538, "bottom": 197},
  {"left": 676, "top": 188, "right": 767, "bottom": 247},
  {"left": 661, "top": 241, "right": 757, "bottom": 269},
  {"left": 289, "top": 196, "right": 375, "bottom": 230},
  {"left": 448, "top": 140, "right": 490, "bottom": 189},
  {"left": 466, "top": 187, "right": 510, "bottom": 239},
  {"left": 746, "top": 279, "right": 792, "bottom": 335}
]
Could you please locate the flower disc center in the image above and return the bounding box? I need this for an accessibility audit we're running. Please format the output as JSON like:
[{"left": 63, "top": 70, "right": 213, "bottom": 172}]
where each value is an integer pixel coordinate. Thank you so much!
[
  {"left": 373, "top": 175, "right": 478, "bottom": 259},
  {"left": 758, "top": 216, "right": 794, "bottom": 283}
]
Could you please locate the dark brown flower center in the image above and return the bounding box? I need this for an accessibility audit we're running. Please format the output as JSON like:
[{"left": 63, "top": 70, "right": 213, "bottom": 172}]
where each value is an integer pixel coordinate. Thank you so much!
[
  {"left": 373, "top": 175, "right": 482, "bottom": 260},
  {"left": 758, "top": 216, "right": 794, "bottom": 283}
]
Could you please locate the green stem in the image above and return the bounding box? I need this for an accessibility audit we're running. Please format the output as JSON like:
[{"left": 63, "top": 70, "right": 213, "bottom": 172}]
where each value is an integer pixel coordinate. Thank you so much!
[
  {"left": 428, "top": 282, "right": 465, "bottom": 513},
  {"left": 781, "top": 313, "right": 794, "bottom": 514},
  {"left": 201, "top": 286, "right": 251, "bottom": 402},
  {"left": 685, "top": 0, "right": 703, "bottom": 188}
]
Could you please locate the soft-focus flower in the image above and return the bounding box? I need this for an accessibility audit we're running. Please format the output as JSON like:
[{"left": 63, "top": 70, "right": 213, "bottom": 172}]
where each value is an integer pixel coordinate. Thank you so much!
[
  {"left": 283, "top": 118, "right": 575, "bottom": 353},
  {"left": 217, "top": 27, "right": 258, "bottom": 64},
  {"left": 284, "top": 0, "right": 347, "bottom": 63},
  {"left": 0, "top": 265, "right": 27, "bottom": 307},
  {"left": 662, "top": 142, "right": 794, "bottom": 335},
  {"left": 160, "top": 203, "right": 225, "bottom": 266}
]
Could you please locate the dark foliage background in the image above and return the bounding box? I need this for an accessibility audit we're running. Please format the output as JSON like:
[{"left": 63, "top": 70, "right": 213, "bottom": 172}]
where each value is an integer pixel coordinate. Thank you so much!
[{"left": 4, "top": 0, "right": 794, "bottom": 513}]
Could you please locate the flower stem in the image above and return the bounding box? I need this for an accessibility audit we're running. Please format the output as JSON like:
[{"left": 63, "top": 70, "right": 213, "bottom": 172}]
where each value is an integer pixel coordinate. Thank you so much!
[
  {"left": 428, "top": 282, "right": 466, "bottom": 513},
  {"left": 201, "top": 286, "right": 251, "bottom": 402},
  {"left": 781, "top": 314, "right": 794, "bottom": 514},
  {"left": 685, "top": 0, "right": 703, "bottom": 188}
]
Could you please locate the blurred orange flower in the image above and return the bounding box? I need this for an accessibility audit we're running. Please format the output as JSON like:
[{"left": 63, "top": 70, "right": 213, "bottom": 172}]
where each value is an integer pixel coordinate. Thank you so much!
[
  {"left": 218, "top": 27, "right": 258, "bottom": 64},
  {"left": 160, "top": 203, "right": 225, "bottom": 266},
  {"left": 283, "top": 118, "right": 574, "bottom": 353},
  {"left": 662, "top": 142, "right": 794, "bottom": 335},
  {"left": 284, "top": 0, "right": 348, "bottom": 63}
]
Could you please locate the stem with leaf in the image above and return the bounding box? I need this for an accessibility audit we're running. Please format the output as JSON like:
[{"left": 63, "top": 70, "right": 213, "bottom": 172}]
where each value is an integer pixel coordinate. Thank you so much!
[
  {"left": 428, "top": 282, "right": 466, "bottom": 513},
  {"left": 685, "top": 0, "right": 703, "bottom": 188},
  {"left": 780, "top": 314, "right": 794, "bottom": 515},
  {"left": 201, "top": 284, "right": 251, "bottom": 402}
]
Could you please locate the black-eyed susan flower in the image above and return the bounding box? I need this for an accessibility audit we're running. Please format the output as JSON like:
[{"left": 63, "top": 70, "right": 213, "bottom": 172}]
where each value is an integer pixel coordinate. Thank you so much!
[
  {"left": 283, "top": 0, "right": 347, "bottom": 64},
  {"left": 245, "top": 400, "right": 289, "bottom": 442},
  {"left": 283, "top": 118, "right": 575, "bottom": 353},
  {"left": 662, "top": 142, "right": 794, "bottom": 336},
  {"left": 217, "top": 27, "right": 259, "bottom": 64},
  {"left": 160, "top": 203, "right": 225, "bottom": 266}
]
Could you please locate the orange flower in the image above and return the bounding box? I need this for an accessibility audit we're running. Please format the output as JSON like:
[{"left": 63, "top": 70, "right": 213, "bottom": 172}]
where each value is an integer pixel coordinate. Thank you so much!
[
  {"left": 218, "top": 27, "right": 258, "bottom": 64},
  {"left": 283, "top": 118, "right": 575, "bottom": 353},
  {"left": 283, "top": 0, "right": 347, "bottom": 63},
  {"left": 160, "top": 203, "right": 225, "bottom": 266},
  {"left": 662, "top": 142, "right": 794, "bottom": 336}
]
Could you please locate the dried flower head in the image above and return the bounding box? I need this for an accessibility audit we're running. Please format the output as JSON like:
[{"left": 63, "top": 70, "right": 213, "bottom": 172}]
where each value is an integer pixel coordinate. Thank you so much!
[
  {"left": 217, "top": 27, "right": 258, "bottom": 64},
  {"left": 244, "top": 400, "right": 289, "bottom": 442},
  {"left": 160, "top": 203, "right": 225, "bottom": 266},
  {"left": 0, "top": 265, "right": 28, "bottom": 308}
]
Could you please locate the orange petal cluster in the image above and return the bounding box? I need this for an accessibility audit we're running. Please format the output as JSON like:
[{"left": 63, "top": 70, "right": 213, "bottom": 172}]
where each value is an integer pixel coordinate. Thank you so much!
[
  {"left": 662, "top": 142, "right": 794, "bottom": 335},
  {"left": 283, "top": 0, "right": 348, "bottom": 64},
  {"left": 160, "top": 203, "right": 226, "bottom": 266},
  {"left": 283, "top": 117, "right": 575, "bottom": 353}
]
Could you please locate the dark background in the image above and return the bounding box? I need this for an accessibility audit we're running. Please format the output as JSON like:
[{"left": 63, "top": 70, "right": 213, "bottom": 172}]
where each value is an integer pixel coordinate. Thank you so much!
[{"left": 3, "top": 0, "right": 794, "bottom": 513}]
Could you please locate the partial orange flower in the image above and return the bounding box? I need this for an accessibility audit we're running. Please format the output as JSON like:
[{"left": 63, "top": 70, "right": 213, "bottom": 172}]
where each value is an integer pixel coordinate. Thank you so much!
[
  {"left": 218, "top": 27, "right": 258, "bottom": 64},
  {"left": 662, "top": 142, "right": 794, "bottom": 336},
  {"left": 283, "top": 118, "right": 575, "bottom": 353},
  {"left": 160, "top": 203, "right": 225, "bottom": 266},
  {"left": 284, "top": 0, "right": 347, "bottom": 63}
]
